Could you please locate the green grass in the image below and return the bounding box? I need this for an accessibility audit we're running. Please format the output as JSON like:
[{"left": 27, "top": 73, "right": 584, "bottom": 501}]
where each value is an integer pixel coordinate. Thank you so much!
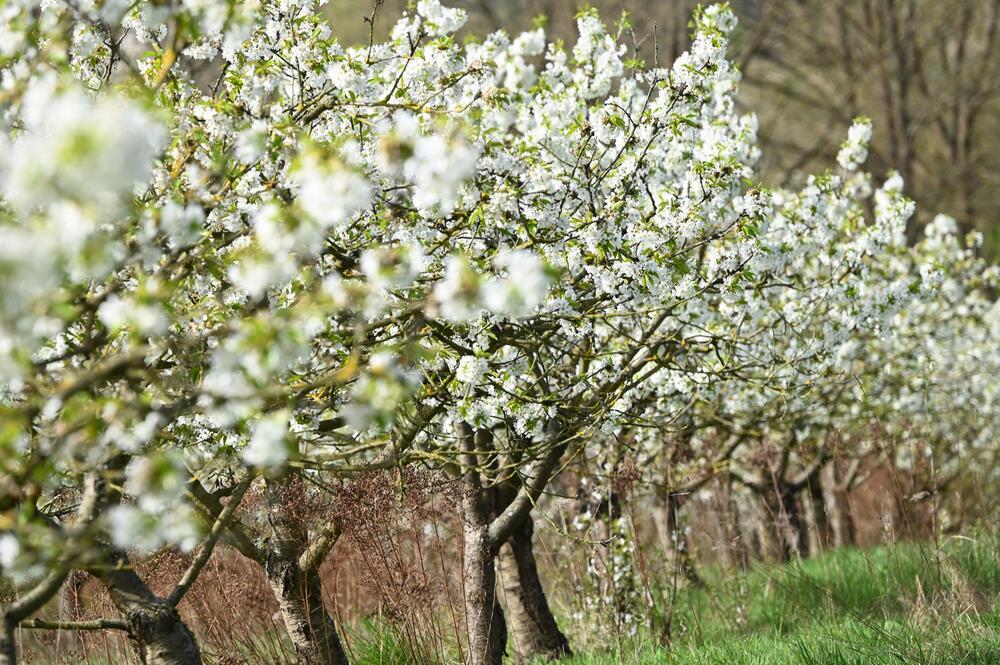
[
  {"left": 555, "top": 533, "right": 1000, "bottom": 665},
  {"left": 562, "top": 616, "right": 1000, "bottom": 664},
  {"left": 22, "top": 533, "right": 1000, "bottom": 664},
  {"left": 211, "top": 533, "right": 1000, "bottom": 664}
]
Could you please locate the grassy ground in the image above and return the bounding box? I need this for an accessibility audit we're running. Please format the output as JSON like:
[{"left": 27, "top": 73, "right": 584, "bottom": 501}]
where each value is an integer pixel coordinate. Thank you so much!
[
  {"left": 560, "top": 533, "right": 1000, "bottom": 665},
  {"left": 22, "top": 533, "right": 1000, "bottom": 663}
]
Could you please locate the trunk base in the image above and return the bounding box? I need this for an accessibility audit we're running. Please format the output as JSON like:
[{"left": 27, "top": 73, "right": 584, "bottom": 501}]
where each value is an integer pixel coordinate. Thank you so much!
[
  {"left": 0, "top": 615, "right": 15, "bottom": 665},
  {"left": 497, "top": 519, "right": 570, "bottom": 663},
  {"left": 266, "top": 557, "right": 349, "bottom": 665},
  {"left": 464, "top": 524, "right": 506, "bottom": 665},
  {"left": 100, "top": 558, "right": 203, "bottom": 665}
]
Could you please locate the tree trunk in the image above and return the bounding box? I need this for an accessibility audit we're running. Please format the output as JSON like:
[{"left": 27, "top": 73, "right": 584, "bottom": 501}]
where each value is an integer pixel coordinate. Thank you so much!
[
  {"left": 758, "top": 482, "right": 806, "bottom": 563},
  {"left": 463, "top": 521, "right": 506, "bottom": 665},
  {"left": 496, "top": 516, "right": 569, "bottom": 663},
  {"left": 98, "top": 557, "right": 203, "bottom": 665},
  {"left": 263, "top": 479, "right": 349, "bottom": 665},
  {"left": 821, "top": 464, "right": 855, "bottom": 549},
  {"left": 457, "top": 423, "right": 567, "bottom": 665},
  {"left": 803, "top": 475, "right": 829, "bottom": 558},
  {"left": 778, "top": 486, "right": 806, "bottom": 561},
  {"left": 458, "top": 423, "right": 507, "bottom": 665},
  {"left": 751, "top": 490, "right": 780, "bottom": 562},
  {"left": 0, "top": 615, "right": 15, "bottom": 665},
  {"left": 722, "top": 479, "right": 752, "bottom": 570},
  {"left": 265, "top": 557, "right": 348, "bottom": 665},
  {"left": 55, "top": 569, "right": 86, "bottom": 655},
  {"left": 657, "top": 492, "right": 701, "bottom": 586},
  {"left": 707, "top": 482, "right": 737, "bottom": 569}
]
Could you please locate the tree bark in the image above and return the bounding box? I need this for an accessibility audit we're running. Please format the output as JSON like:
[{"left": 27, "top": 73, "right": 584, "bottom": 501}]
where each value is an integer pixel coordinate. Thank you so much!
[
  {"left": 496, "top": 516, "right": 569, "bottom": 663},
  {"left": 803, "top": 474, "right": 829, "bottom": 557},
  {"left": 265, "top": 556, "right": 348, "bottom": 665},
  {"left": 821, "top": 464, "right": 855, "bottom": 549},
  {"left": 83, "top": 455, "right": 203, "bottom": 665},
  {"left": 457, "top": 422, "right": 568, "bottom": 665},
  {"left": 728, "top": 499, "right": 751, "bottom": 570},
  {"left": 188, "top": 473, "right": 347, "bottom": 664},
  {"left": 705, "top": 483, "right": 735, "bottom": 569},
  {"left": 653, "top": 491, "right": 702, "bottom": 586},
  {"left": 263, "top": 479, "right": 349, "bottom": 665},
  {"left": 751, "top": 490, "right": 780, "bottom": 562},
  {"left": 0, "top": 615, "right": 15, "bottom": 665},
  {"left": 778, "top": 486, "right": 806, "bottom": 561},
  {"left": 459, "top": 424, "right": 507, "bottom": 665},
  {"left": 98, "top": 552, "right": 203, "bottom": 665},
  {"left": 463, "top": 521, "right": 507, "bottom": 665}
]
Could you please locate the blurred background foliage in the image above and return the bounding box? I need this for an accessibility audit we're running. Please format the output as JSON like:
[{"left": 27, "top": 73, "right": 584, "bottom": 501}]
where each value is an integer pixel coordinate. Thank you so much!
[{"left": 323, "top": 0, "right": 1000, "bottom": 258}]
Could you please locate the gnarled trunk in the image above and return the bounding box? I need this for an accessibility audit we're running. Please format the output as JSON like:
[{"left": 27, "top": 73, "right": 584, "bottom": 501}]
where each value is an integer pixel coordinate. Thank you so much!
[
  {"left": 263, "top": 479, "right": 349, "bottom": 665},
  {"left": 99, "top": 557, "right": 202, "bottom": 665},
  {"left": 457, "top": 423, "right": 568, "bottom": 665},
  {"left": 463, "top": 521, "right": 506, "bottom": 665},
  {"left": 458, "top": 423, "right": 507, "bottom": 665},
  {"left": 0, "top": 615, "right": 15, "bottom": 665},
  {"left": 497, "top": 516, "right": 569, "bottom": 663},
  {"left": 93, "top": 455, "right": 203, "bottom": 665},
  {"left": 265, "top": 556, "right": 348, "bottom": 665}
]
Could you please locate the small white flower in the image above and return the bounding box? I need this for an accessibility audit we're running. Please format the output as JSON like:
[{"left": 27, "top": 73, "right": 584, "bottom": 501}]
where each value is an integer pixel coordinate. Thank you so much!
[
  {"left": 456, "top": 355, "right": 488, "bottom": 386},
  {"left": 416, "top": 0, "right": 466, "bottom": 36},
  {"left": 0, "top": 533, "right": 19, "bottom": 570},
  {"left": 160, "top": 201, "right": 205, "bottom": 249},
  {"left": 243, "top": 411, "right": 291, "bottom": 469},
  {"left": 432, "top": 256, "right": 482, "bottom": 321},
  {"left": 108, "top": 505, "right": 160, "bottom": 552},
  {"left": 837, "top": 118, "right": 873, "bottom": 171},
  {"left": 483, "top": 251, "right": 551, "bottom": 317},
  {"left": 98, "top": 296, "right": 168, "bottom": 335},
  {"left": 292, "top": 152, "right": 372, "bottom": 233}
]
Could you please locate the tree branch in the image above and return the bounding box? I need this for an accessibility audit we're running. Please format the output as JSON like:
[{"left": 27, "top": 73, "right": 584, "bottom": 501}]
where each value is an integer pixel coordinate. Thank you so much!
[
  {"left": 18, "top": 618, "right": 129, "bottom": 632},
  {"left": 167, "top": 477, "right": 253, "bottom": 607}
]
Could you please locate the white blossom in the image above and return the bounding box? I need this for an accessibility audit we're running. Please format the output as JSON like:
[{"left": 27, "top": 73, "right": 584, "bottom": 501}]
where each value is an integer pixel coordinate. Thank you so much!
[
  {"left": 242, "top": 411, "right": 292, "bottom": 470},
  {"left": 837, "top": 117, "right": 873, "bottom": 171}
]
